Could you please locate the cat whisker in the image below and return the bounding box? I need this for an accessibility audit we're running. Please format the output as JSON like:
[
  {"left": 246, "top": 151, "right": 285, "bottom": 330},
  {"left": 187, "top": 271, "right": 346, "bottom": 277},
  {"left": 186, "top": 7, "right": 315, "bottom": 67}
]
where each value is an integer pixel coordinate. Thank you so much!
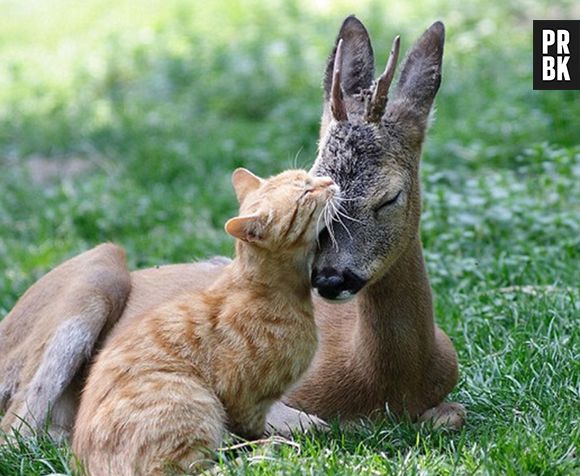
[
  {"left": 327, "top": 199, "right": 353, "bottom": 241},
  {"left": 323, "top": 201, "right": 339, "bottom": 251},
  {"left": 328, "top": 202, "right": 340, "bottom": 251},
  {"left": 333, "top": 195, "right": 359, "bottom": 202},
  {"left": 323, "top": 206, "right": 331, "bottom": 248},
  {"left": 335, "top": 208, "right": 360, "bottom": 224},
  {"left": 292, "top": 147, "right": 304, "bottom": 169},
  {"left": 334, "top": 201, "right": 363, "bottom": 224},
  {"left": 315, "top": 205, "right": 326, "bottom": 248},
  {"left": 335, "top": 221, "right": 351, "bottom": 241}
]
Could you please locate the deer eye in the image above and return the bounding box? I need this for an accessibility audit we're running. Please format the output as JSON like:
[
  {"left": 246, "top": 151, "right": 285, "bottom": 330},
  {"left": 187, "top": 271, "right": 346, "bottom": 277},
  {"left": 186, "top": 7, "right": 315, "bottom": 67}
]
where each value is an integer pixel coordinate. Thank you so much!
[{"left": 375, "top": 191, "right": 402, "bottom": 211}]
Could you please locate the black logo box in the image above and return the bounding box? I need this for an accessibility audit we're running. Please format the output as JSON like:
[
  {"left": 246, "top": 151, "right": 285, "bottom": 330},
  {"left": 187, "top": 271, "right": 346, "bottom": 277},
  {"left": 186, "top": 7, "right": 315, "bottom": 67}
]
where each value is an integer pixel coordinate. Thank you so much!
[{"left": 533, "top": 20, "right": 580, "bottom": 90}]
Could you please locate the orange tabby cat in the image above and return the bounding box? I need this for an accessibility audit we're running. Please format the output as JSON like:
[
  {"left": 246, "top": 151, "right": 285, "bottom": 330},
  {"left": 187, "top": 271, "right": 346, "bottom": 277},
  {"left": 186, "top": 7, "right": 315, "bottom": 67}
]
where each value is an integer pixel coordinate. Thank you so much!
[{"left": 72, "top": 168, "right": 337, "bottom": 476}]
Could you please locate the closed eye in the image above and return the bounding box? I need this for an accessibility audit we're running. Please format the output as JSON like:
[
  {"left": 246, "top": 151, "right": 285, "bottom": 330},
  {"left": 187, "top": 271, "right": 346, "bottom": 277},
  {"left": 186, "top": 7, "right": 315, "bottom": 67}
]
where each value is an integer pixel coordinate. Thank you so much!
[
  {"left": 298, "top": 188, "right": 310, "bottom": 202},
  {"left": 375, "top": 191, "right": 402, "bottom": 211}
]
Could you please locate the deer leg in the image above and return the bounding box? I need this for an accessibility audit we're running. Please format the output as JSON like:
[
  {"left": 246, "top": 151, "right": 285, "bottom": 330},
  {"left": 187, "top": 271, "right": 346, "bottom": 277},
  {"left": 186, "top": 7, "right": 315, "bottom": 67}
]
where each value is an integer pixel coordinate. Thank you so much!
[
  {"left": 27, "top": 314, "right": 98, "bottom": 424},
  {"left": 2, "top": 305, "right": 116, "bottom": 439},
  {"left": 264, "top": 400, "right": 329, "bottom": 437},
  {"left": 419, "top": 402, "right": 465, "bottom": 430},
  {"left": 0, "top": 243, "right": 131, "bottom": 439},
  {"left": 418, "top": 326, "right": 465, "bottom": 430},
  {"left": 0, "top": 359, "right": 21, "bottom": 414}
]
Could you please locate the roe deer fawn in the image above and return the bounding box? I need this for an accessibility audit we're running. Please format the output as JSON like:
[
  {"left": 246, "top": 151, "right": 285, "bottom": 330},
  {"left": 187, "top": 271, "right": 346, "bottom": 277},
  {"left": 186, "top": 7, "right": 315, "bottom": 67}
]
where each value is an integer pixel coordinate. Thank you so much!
[
  {"left": 287, "top": 17, "right": 462, "bottom": 426},
  {"left": 0, "top": 16, "right": 464, "bottom": 442}
]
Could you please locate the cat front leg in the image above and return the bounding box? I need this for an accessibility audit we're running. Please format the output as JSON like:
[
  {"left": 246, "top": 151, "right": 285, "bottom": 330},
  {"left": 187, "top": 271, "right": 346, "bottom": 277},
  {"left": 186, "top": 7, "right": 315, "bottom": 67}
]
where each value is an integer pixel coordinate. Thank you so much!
[
  {"left": 264, "top": 400, "right": 329, "bottom": 437},
  {"left": 227, "top": 402, "right": 269, "bottom": 442},
  {"left": 74, "top": 377, "right": 226, "bottom": 476}
]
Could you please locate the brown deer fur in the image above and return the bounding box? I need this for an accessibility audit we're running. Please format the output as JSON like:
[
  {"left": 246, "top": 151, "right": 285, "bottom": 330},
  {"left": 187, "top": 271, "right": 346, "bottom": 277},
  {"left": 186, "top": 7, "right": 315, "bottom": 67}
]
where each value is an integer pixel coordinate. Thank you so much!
[{"left": 0, "top": 16, "right": 464, "bottom": 444}]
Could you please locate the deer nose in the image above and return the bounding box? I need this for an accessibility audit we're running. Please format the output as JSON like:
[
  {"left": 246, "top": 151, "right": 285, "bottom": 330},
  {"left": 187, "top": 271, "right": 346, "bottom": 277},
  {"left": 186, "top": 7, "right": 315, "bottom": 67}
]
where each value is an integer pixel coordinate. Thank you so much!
[{"left": 311, "top": 267, "right": 367, "bottom": 301}]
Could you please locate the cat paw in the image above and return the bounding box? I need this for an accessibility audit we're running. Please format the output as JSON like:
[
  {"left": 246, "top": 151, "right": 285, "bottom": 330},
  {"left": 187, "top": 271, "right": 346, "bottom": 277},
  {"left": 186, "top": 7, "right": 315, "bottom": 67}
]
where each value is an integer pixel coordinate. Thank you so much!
[
  {"left": 419, "top": 402, "right": 466, "bottom": 431},
  {"left": 265, "top": 401, "right": 329, "bottom": 437}
]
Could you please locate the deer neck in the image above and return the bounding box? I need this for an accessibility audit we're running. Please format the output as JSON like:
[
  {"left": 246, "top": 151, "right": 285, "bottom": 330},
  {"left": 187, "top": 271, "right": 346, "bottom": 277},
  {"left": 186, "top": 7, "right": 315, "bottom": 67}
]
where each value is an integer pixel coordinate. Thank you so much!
[{"left": 354, "top": 235, "right": 436, "bottom": 370}]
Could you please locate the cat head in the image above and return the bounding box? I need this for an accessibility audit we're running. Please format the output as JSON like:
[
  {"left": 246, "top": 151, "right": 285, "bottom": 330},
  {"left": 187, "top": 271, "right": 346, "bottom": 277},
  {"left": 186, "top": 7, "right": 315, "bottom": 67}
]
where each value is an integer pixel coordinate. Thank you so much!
[{"left": 225, "top": 168, "right": 338, "bottom": 252}]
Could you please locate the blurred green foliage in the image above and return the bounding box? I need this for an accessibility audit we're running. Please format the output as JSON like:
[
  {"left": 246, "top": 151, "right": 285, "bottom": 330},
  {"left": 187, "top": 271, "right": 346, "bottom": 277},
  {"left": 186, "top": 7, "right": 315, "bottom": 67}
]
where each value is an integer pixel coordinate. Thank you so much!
[{"left": 0, "top": 0, "right": 578, "bottom": 474}]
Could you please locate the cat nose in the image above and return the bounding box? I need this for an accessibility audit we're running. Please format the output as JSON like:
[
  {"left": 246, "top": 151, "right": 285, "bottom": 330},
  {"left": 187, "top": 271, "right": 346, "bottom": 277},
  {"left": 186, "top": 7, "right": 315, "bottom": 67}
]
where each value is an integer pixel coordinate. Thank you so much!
[
  {"left": 317, "top": 177, "right": 335, "bottom": 187},
  {"left": 311, "top": 267, "right": 367, "bottom": 301},
  {"left": 314, "top": 177, "right": 338, "bottom": 196}
]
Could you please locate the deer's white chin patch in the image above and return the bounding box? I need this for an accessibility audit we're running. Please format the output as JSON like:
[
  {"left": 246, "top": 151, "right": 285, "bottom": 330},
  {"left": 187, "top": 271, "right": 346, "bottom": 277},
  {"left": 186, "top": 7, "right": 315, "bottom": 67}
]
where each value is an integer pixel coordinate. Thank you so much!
[
  {"left": 336, "top": 290, "right": 356, "bottom": 301},
  {"left": 314, "top": 289, "right": 357, "bottom": 303}
]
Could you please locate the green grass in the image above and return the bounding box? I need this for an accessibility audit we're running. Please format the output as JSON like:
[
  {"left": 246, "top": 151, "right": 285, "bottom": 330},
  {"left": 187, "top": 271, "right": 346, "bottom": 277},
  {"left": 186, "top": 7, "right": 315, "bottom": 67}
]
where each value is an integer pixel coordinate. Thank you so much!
[{"left": 1, "top": 0, "right": 579, "bottom": 474}]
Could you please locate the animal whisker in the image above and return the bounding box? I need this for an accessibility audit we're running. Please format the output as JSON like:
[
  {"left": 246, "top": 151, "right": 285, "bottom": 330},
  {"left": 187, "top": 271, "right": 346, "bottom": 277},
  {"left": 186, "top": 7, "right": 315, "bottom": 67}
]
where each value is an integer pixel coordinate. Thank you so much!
[
  {"left": 323, "top": 199, "right": 339, "bottom": 251},
  {"left": 324, "top": 208, "right": 336, "bottom": 251},
  {"left": 291, "top": 147, "right": 305, "bottom": 169},
  {"left": 328, "top": 199, "right": 353, "bottom": 241},
  {"left": 315, "top": 203, "right": 327, "bottom": 248},
  {"left": 334, "top": 201, "right": 363, "bottom": 224},
  {"left": 333, "top": 195, "right": 359, "bottom": 202}
]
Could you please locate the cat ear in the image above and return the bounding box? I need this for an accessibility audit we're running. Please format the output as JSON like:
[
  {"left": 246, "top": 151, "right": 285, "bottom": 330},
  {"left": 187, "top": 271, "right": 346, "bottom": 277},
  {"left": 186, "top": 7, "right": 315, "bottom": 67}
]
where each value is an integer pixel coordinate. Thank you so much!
[
  {"left": 225, "top": 214, "right": 266, "bottom": 243},
  {"left": 232, "top": 168, "right": 263, "bottom": 203}
]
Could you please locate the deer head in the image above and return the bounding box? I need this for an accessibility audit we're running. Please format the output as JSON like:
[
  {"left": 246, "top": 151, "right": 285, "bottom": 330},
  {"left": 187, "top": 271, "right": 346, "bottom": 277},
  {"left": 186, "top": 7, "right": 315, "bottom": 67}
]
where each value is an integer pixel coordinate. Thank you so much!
[{"left": 311, "top": 16, "right": 445, "bottom": 301}]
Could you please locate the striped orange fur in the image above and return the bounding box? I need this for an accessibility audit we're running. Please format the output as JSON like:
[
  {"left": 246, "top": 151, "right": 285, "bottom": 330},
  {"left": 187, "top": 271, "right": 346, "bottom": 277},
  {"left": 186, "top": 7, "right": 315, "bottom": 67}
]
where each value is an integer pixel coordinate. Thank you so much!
[{"left": 72, "top": 169, "right": 337, "bottom": 475}]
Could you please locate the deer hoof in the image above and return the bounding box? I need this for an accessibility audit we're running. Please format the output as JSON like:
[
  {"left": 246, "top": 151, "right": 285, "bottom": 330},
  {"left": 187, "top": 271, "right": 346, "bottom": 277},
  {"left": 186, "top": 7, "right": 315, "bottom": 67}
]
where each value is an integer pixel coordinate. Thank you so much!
[{"left": 419, "top": 402, "right": 466, "bottom": 431}]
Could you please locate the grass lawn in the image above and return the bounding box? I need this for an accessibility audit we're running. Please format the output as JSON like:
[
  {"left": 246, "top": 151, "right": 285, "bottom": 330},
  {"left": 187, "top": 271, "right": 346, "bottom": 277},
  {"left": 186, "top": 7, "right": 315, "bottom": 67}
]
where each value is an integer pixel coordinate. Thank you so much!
[{"left": 0, "top": 0, "right": 578, "bottom": 474}]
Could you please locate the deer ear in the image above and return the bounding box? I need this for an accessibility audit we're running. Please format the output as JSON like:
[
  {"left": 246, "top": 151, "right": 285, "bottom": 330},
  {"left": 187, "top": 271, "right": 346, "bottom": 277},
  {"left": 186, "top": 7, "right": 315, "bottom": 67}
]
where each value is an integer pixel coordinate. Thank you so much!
[
  {"left": 225, "top": 214, "right": 265, "bottom": 243},
  {"left": 386, "top": 22, "right": 445, "bottom": 141},
  {"left": 323, "top": 15, "right": 375, "bottom": 99},
  {"left": 231, "top": 168, "right": 263, "bottom": 203}
]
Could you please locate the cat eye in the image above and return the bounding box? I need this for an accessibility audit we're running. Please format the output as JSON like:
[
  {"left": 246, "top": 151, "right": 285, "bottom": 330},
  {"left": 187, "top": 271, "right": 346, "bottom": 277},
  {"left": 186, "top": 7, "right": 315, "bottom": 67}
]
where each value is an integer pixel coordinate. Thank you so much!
[
  {"left": 375, "top": 191, "right": 402, "bottom": 211},
  {"left": 298, "top": 187, "right": 312, "bottom": 201},
  {"left": 295, "top": 179, "right": 311, "bottom": 190},
  {"left": 301, "top": 179, "right": 315, "bottom": 194}
]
